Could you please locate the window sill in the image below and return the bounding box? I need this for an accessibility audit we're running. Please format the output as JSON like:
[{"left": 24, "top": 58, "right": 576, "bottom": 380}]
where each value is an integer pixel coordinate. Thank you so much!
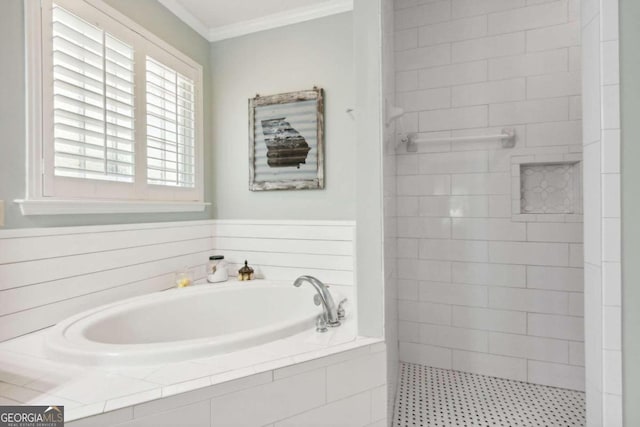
[{"left": 14, "top": 199, "right": 210, "bottom": 216}]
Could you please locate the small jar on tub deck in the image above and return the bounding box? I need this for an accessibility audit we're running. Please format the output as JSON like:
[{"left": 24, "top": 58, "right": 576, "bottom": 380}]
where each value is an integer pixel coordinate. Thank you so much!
[{"left": 207, "top": 255, "right": 228, "bottom": 283}]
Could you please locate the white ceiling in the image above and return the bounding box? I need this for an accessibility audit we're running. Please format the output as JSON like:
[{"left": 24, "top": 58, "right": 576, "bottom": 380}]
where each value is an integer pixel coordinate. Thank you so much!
[{"left": 159, "top": 0, "right": 353, "bottom": 42}]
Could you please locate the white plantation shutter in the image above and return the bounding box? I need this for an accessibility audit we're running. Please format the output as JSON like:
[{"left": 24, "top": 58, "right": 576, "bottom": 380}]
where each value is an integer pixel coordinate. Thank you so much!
[
  {"left": 24, "top": 0, "right": 205, "bottom": 211},
  {"left": 145, "top": 57, "right": 196, "bottom": 188},
  {"left": 52, "top": 4, "right": 135, "bottom": 183}
]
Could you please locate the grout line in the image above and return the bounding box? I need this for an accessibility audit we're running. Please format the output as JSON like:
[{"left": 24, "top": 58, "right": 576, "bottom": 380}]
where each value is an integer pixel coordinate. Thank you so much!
[
  {"left": 0, "top": 220, "right": 218, "bottom": 240},
  {"left": 0, "top": 236, "right": 215, "bottom": 266},
  {"left": 0, "top": 248, "right": 213, "bottom": 292}
]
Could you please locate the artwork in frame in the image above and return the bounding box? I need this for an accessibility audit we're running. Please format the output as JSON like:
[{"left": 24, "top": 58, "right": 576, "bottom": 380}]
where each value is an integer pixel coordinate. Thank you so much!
[{"left": 248, "top": 87, "right": 324, "bottom": 191}]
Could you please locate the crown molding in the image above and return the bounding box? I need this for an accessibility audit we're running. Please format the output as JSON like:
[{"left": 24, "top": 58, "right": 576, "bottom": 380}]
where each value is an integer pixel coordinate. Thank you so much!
[
  {"left": 160, "top": 0, "right": 353, "bottom": 43},
  {"left": 158, "top": 0, "right": 210, "bottom": 39},
  {"left": 208, "top": 0, "right": 353, "bottom": 42}
]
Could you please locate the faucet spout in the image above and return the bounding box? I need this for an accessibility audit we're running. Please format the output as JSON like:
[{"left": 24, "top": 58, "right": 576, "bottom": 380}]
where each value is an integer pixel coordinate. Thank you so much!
[{"left": 293, "top": 275, "right": 340, "bottom": 327}]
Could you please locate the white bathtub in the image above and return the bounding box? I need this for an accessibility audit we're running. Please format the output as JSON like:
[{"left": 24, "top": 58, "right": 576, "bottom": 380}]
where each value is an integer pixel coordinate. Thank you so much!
[{"left": 45, "top": 280, "right": 326, "bottom": 366}]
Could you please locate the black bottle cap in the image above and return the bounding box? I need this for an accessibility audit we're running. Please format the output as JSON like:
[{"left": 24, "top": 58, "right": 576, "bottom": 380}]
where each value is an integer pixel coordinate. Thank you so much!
[{"left": 209, "top": 255, "right": 224, "bottom": 260}]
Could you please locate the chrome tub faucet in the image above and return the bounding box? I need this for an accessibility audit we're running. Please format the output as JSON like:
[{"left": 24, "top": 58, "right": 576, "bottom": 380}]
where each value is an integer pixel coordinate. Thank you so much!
[{"left": 293, "top": 275, "right": 342, "bottom": 332}]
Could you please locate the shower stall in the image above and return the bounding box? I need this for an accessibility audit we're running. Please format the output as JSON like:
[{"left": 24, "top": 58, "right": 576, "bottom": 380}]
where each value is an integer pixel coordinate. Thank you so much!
[{"left": 381, "top": 0, "right": 623, "bottom": 426}]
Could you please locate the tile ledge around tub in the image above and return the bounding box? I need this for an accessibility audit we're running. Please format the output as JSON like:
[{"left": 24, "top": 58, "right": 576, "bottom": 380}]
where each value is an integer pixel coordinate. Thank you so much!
[{"left": 63, "top": 336, "right": 384, "bottom": 422}]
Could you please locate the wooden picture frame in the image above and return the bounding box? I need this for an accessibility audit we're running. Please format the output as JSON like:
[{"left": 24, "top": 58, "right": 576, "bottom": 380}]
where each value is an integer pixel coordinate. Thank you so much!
[{"left": 248, "top": 88, "right": 324, "bottom": 191}]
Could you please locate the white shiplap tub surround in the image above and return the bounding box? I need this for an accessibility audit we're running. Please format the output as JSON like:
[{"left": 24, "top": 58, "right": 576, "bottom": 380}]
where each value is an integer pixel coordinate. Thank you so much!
[
  {"left": 0, "top": 219, "right": 383, "bottom": 424},
  {"left": 0, "top": 219, "right": 216, "bottom": 342},
  {"left": 0, "top": 219, "right": 356, "bottom": 342}
]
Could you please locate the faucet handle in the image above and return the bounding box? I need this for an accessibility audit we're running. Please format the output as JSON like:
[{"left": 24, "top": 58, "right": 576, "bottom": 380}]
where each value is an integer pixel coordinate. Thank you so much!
[
  {"left": 313, "top": 294, "right": 322, "bottom": 306},
  {"left": 337, "top": 298, "right": 347, "bottom": 320},
  {"left": 316, "top": 313, "right": 328, "bottom": 333}
]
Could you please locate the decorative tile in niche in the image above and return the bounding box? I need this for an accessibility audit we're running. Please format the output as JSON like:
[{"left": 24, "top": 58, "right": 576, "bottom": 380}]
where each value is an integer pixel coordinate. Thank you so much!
[
  {"left": 510, "top": 154, "right": 583, "bottom": 222},
  {"left": 520, "top": 163, "right": 581, "bottom": 214}
]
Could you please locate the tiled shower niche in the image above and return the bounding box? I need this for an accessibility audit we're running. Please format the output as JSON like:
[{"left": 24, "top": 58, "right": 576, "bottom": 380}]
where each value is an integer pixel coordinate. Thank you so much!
[
  {"left": 511, "top": 155, "right": 583, "bottom": 221},
  {"left": 521, "top": 163, "right": 581, "bottom": 214}
]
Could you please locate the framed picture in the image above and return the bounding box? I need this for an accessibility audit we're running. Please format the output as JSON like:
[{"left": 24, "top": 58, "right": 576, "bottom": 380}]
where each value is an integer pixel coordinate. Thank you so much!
[{"left": 248, "top": 88, "right": 324, "bottom": 191}]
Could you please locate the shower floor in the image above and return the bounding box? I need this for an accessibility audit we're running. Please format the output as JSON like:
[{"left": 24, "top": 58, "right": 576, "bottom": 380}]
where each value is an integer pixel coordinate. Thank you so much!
[{"left": 393, "top": 363, "right": 585, "bottom": 427}]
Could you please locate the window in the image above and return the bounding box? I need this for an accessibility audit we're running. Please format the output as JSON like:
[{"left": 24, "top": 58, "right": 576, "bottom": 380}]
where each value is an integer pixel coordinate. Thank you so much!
[
  {"left": 21, "top": 0, "right": 205, "bottom": 214},
  {"left": 145, "top": 57, "right": 196, "bottom": 188},
  {"left": 52, "top": 5, "right": 136, "bottom": 183}
]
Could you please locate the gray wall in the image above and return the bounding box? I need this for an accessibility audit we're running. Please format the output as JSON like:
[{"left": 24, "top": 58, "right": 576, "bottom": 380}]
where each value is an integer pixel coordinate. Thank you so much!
[
  {"left": 0, "top": 0, "right": 213, "bottom": 229},
  {"left": 353, "top": 0, "right": 384, "bottom": 339},
  {"left": 209, "top": 13, "right": 356, "bottom": 220},
  {"left": 620, "top": 0, "right": 640, "bottom": 423}
]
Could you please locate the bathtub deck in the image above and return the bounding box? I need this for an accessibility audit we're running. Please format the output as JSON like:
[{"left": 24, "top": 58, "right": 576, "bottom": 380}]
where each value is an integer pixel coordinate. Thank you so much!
[{"left": 0, "top": 318, "right": 376, "bottom": 422}]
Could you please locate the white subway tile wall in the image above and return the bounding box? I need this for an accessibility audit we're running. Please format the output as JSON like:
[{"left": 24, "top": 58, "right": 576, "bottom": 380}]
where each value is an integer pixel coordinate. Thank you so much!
[
  {"left": 65, "top": 344, "right": 387, "bottom": 427},
  {"left": 394, "top": 0, "right": 585, "bottom": 391},
  {"left": 581, "top": 0, "right": 623, "bottom": 423}
]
